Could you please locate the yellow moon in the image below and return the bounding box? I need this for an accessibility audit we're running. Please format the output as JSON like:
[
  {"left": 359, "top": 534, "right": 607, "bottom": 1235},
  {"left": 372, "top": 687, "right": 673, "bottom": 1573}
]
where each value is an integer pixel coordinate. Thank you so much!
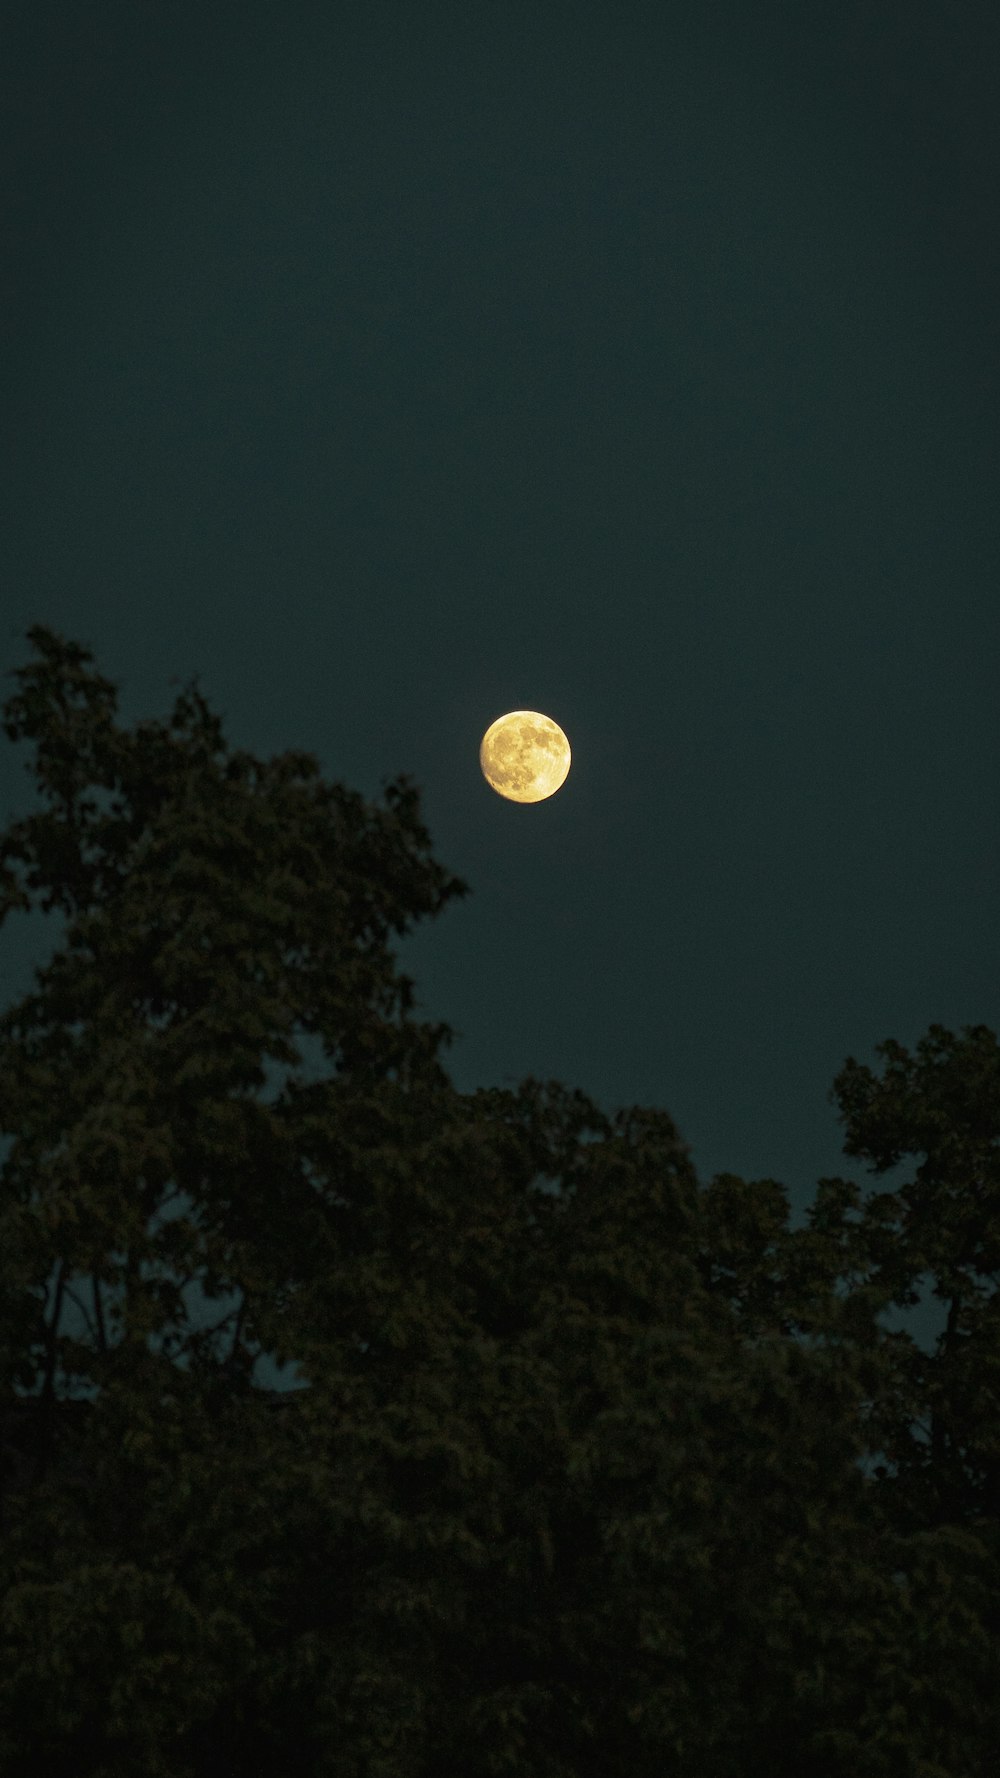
[{"left": 479, "top": 710, "right": 571, "bottom": 803}]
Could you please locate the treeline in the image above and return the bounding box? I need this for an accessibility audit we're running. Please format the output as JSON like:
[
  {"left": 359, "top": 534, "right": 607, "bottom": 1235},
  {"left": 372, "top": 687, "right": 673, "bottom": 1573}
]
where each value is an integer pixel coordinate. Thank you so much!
[{"left": 1, "top": 626, "right": 997, "bottom": 1776}]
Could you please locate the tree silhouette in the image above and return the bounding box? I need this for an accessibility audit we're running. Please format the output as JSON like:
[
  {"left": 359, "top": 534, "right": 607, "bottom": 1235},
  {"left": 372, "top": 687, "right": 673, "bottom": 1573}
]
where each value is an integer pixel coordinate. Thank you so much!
[{"left": 1, "top": 626, "right": 996, "bottom": 1775}]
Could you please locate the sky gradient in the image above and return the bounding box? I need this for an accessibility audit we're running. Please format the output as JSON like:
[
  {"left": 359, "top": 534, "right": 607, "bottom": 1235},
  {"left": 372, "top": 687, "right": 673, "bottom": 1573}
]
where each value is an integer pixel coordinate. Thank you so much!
[{"left": 2, "top": 0, "right": 998, "bottom": 1360}]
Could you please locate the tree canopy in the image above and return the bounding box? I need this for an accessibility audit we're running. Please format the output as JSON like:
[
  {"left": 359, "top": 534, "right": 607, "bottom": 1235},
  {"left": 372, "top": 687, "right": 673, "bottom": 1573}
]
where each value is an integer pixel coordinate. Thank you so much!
[{"left": 1, "top": 626, "right": 997, "bottom": 1776}]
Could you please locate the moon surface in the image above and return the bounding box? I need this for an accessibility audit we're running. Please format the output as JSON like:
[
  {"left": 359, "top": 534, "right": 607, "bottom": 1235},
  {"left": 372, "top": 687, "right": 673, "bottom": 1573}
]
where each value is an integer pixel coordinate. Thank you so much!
[{"left": 479, "top": 710, "right": 571, "bottom": 803}]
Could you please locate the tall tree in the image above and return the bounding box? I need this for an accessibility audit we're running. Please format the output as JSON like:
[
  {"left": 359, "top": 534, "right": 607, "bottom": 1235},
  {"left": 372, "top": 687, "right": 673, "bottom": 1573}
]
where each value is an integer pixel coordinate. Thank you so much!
[{"left": 0, "top": 623, "right": 472, "bottom": 1772}]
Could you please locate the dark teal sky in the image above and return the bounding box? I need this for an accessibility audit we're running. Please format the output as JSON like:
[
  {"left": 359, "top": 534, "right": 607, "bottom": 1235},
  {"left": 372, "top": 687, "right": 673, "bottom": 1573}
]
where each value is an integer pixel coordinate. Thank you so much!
[{"left": 2, "top": 0, "right": 998, "bottom": 1317}]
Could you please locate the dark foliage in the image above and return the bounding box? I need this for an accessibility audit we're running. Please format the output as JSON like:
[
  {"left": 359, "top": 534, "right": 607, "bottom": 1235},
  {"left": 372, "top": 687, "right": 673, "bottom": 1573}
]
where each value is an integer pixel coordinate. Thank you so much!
[{"left": 1, "top": 628, "right": 997, "bottom": 1775}]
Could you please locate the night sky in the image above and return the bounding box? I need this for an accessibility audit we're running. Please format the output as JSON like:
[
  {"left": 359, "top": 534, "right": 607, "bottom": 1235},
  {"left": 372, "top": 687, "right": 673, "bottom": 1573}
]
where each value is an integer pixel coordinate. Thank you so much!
[{"left": 2, "top": 0, "right": 998, "bottom": 1360}]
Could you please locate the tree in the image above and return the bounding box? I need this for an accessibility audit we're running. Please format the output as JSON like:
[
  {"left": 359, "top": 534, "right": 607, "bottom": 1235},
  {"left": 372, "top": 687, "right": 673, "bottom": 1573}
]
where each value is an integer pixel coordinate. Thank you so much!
[
  {"left": 1, "top": 626, "right": 997, "bottom": 1776},
  {"left": 0, "top": 623, "right": 472, "bottom": 1773},
  {"left": 825, "top": 1022, "right": 1000, "bottom": 1539}
]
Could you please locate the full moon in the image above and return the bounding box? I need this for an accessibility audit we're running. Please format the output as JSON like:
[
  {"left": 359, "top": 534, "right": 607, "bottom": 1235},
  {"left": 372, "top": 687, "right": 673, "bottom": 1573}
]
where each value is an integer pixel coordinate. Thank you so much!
[{"left": 479, "top": 710, "right": 571, "bottom": 803}]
